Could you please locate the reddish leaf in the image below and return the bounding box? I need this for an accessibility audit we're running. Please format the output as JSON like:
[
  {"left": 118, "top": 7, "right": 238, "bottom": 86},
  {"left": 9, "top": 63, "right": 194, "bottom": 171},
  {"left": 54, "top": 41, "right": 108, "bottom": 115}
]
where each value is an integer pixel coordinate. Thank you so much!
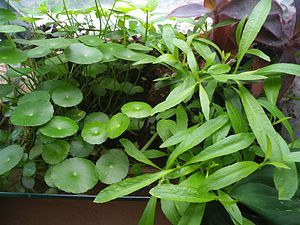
[
  {"left": 168, "top": 3, "right": 210, "bottom": 18},
  {"left": 204, "top": 0, "right": 217, "bottom": 10}
]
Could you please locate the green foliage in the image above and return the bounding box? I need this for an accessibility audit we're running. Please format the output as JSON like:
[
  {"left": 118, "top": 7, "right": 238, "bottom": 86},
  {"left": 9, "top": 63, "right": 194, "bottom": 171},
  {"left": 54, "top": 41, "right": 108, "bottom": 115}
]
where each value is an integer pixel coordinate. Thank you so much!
[{"left": 1, "top": 1, "right": 300, "bottom": 224}]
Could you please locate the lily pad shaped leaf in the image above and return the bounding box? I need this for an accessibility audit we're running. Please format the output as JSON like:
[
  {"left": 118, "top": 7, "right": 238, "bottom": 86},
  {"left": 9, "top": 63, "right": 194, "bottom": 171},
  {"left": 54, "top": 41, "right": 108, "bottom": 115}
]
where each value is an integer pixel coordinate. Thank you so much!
[
  {"left": 39, "top": 116, "right": 79, "bottom": 138},
  {"left": 78, "top": 35, "right": 103, "bottom": 47},
  {"left": 84, "top": 112, "right": 109, "bottom": 125},
  {"left": 65, "top": 43, "right": 103, "bottom": 64},
  {"left": 121, "top": 102, "right": 152, "bottom": 118},
  {"left": 51, "top": 158, "right": 98, "bottom": 194},
  {"left": 70, "top": 137, "right": 94, "bottom": 158},
  {"left": 82, "top": 122, "right": 107, "bottom": 145},
  {"left": 11, "top": 100, "right": 54, "bottom": 126},
  {"left": 65, "top": 109, "right": 86, "bottom": 122},
  {"left": 27, "top": 46, "right": 51, "bottom": 58},
  {"left": 0, "top": 47, "right": 28, "bottom": 64},
  {"left": 0, "top": 145, "right": 24, "bottom": 175},
  {"left": 30, "top": 38, "right": 77, "bottom": 49},
  {"left": 52, "top": 86, "right": 83, "bottom": 107},
  {"left": 106, "top": 113, "right": 130, "bottom": 139},
  {"left": 18, "top": 91, "right": 50, "bottom": 105},
  {"left": 95, "top": 149, "right": 129, "bottom": 184},
  {"left": 42, "top": 140, "right": 70, "bottom": 165},
  {"left": 0, "top": 25, "right": 26, "bottom": 33}
]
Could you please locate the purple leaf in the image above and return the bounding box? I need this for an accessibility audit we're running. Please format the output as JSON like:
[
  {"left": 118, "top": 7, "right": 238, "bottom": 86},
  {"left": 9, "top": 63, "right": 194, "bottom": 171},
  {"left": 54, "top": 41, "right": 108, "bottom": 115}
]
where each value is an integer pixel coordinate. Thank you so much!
[
  {"left": 295, "top": 0, "right": 300, "bottom": 33},
  {"left": 168, "top": 3, "right": 210, "bottom": 18}
]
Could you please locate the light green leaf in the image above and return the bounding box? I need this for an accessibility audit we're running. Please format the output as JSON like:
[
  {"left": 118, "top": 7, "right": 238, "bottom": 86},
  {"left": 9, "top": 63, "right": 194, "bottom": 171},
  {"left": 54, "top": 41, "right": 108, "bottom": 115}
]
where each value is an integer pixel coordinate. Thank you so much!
[
  {"left": 255, "top": 63, "right": 300, "bottom": 76},
  {"left": 246, "top": 49, "right": 271, "bottom": 62},
  {"left": 106, "top": 113, "right": 130, "bottom": 139},
  {"left": 0, "top": 145, "right": 23, "bottom": 175},
  {"left": 208, "top": 64, "right": 231, "bottom": 74},
  {"left": 166, "top": 115, "right": 228, "bottom": 168},
  {"left": 225, "top": 101, "right": 248, "bottom": 134},
  {"left": 176, "top": 105, "right": 188, "bottom": 131},
  {"left": 152, "top": 76, "right": 197, "bottom": 115},
  {"left": 218, "top": 190, "right": 243, "bottom": 225},
  {"left": 95, "top": 149, "right": 129, "bottom": 184},
  {"left": 0, "top": 25, "right": 26, "bottom": 33},
  {"left": 192, "top": 41, "right": 212, "bottom": 62},
  {"left": 178, "top": 203, "right": 205, "bottom": 225},
  {"left": 121, "top": 102, "right": 152, "bottom": 118},
  {"left": 94, "top": 170, "right": 173, "bottom": 203},
  {"left": 187, "top": 50, "right": 199, "bottom": 78},
  {"left": 163, "top": 25, "right": 176, "bottom": 53},
  {"left": 173, "top": 38, "right": 191, "bottom": 54},
  {"left": 120, "top": 139, "right": 159, "bottom": 169},
  {"left": 236, "top": 0, "right": 272, "bottom": 66},
  {"left": 258, "top": 99, "right": 294, "bottom": 142},
  {"left": 187, "top": 133, "right": 255, "bottom": 164},
  {"left": 212, "top": 73, "right": 267, "bottom": 82},
  {"left": 235, "top": 16, "right": 246, "bottom": 46},
  {"left": 199, "top": 84, "right": 210, "bottom": 121},
  {"left": 263, "top": 76, "right": 282, "bottom": 105},
  {"left": 150, "top": 184, "right": 217, "bottom": 203},
  {"left": 201, "top": 161, "right": 259, "bottom": 191},
  {"left": 138, "top": 197, "right": 157, "bottom": 225},
  {"left": 161, "top": 200, "right": 181, "bottom": 225}
]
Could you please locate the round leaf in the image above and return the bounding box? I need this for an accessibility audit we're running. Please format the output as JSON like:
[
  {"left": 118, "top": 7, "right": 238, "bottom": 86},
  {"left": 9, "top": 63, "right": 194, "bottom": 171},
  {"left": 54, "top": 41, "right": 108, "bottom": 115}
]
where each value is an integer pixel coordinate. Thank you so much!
[
  {"left": 121, "top": 102, "right": 152, "bottom": 118},
  {"left": 22, "top": 160, "right": 36, "bottom": 177},
  {"left": 78, "top": 35, "right": 103, "bottom": 47},
  {"left": 65, "top": 43, "right": 103, "bottom": 64},
  {"left": 36, "top": 80, "right": 71, "bottom": 94},
  {"left": 0, "top": 145, "right": 23, "bottom": 175},
  {"left": 30, "top": 38, "right": 76, "bottom": 49},
  {"left": 11, "top": 100, "right": 54, "bottom": 126},
  {"left": 42, "top": 140, "right": 70, "bottom": 164},
  {"left": 65, "top": 109, "right": 86, "bottom": 122},
  {"left": 27, "top": 46, "right": 51, "bottom": 58},
  {"left": 0, "top": 25, "right": 26, "bottom": 33},
  {"left": 70, "top": 137, "right": 94, "bottom": 158},
  {"left": 52, "top": 86, "right": 83, "bottom": 107},
  {"left": 18, "top": 91, "right": 50, "bottom": 105},
  {"left": 95, "top": 149, "right": 129, "bottom": 184},
  {"left": 0, "top": 47, "right": 28, "bottom": 64},
  {"left": 82, "top": 122, "right": 107, "bottom": 145},
  {"left": 44, "top": 166, "right": 55, "bottom": 187},
  {"left": 39, "top": 116, "right": 78, "bottom": 138},
  {"left": 51, "top": 158, "right": 98, "bottom": 194},
  {"left": 84, "top": 112, "right": 109, "bottom": 125},
  {"left": 106, "top": 113, "right": 130, "bottom": 139}
]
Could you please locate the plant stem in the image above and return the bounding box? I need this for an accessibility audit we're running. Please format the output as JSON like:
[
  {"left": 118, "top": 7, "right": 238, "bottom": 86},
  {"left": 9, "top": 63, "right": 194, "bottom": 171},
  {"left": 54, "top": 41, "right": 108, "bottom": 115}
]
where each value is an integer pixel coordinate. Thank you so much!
[
  {"left": 145, "top": 11, "right": 149, "bottom": 43},
  {"left": 62, "top": 0, "right": 73, "bottom": 26},
  {"left": 5, "top": 33, "right": 15, "bottom": 48},
  {"left": 141, "top": 132, "right": 158, "bottom": 152},
  {"left": 123, "top": 13, "right": 127, "bottom": 46}
]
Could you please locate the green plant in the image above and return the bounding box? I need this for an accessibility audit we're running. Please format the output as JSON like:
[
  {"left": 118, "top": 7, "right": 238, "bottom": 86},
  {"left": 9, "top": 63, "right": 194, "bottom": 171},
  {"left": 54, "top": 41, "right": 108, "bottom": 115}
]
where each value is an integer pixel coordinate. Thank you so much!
[{"left": 1, "top": 0, "right": 300, "bottom": 225}]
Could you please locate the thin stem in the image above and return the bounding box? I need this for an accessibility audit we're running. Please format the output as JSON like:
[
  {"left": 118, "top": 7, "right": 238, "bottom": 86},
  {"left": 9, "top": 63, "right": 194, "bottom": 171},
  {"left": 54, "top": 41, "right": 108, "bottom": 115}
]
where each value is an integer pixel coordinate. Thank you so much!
[
  {"left": 62, "top": 0, "right": 73, "bottom": 26},
  {"left": 123, "top": 13, "right": 127, "bottom": 46},
  {"left": 145, "top": 11, "right": 149, "bottom": 43},
  {"left": 141, "top": 132, "right": 158, "bottom": 152},
  {"left": 5, "top": 33, "right": 15, "bottom": 48}
]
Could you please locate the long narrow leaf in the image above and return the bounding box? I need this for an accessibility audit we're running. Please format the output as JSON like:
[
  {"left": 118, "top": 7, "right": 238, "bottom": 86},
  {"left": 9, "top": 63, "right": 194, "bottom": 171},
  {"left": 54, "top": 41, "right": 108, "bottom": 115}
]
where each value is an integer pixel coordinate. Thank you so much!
[
  {"left": 94, "top": 170, "right": 173, "bottom": 203},
  {"left": 236, "top": 0, "right": 272, "bottom": 68},
  {"left": 186, "top": 133, "right": 255, "bottom": 164},
  {"left": 166, "top": 115, "right": 228, "bottom": 168}
]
